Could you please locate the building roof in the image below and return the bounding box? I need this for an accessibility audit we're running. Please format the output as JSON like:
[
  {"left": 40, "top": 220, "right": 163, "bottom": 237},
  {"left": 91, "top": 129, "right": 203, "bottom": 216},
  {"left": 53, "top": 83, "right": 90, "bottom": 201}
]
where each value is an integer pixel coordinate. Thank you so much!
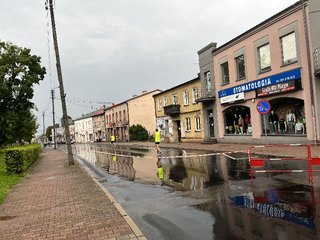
[
  {"left": 152, "top": 75, "right": 200, "bottom": 97},
  {"left": 104, "top": 89, "right": 162, "bottom": 111},
  {"left": 74, "top": 109, "right": 104, "bottom": 121}
]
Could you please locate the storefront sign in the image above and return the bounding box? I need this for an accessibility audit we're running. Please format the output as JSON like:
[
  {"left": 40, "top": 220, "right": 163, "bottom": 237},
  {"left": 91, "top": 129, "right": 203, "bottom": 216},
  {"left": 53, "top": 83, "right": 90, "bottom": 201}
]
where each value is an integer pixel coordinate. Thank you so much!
[
  {"left": 218, "top": 68, "right": 301, "bottom": 98},
  {"left": 256, "top": 80, "right": 296, "bottom": 97},
  {"left": 220, "top": 92, "right": 244, "bottom": 104}
]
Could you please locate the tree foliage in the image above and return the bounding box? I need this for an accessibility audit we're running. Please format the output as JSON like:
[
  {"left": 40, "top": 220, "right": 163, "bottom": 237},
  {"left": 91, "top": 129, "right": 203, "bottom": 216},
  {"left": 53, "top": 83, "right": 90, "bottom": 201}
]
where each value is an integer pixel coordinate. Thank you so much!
[
  {"left": 0, "top": 41, "right": 46, "bottom": 145},
  {"left": 129, "top": 124, "right": 149, "bottom": 141},
  {"left": 45, "top": 124, "right": 59, "bottom": 142}
]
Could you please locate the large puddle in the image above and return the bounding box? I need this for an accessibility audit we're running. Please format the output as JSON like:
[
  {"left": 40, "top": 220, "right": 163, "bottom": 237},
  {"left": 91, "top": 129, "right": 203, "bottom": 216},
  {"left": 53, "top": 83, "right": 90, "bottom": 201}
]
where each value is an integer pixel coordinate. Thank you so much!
[{"left": 72, "top": 143, "right": 320, "bottom": 239}]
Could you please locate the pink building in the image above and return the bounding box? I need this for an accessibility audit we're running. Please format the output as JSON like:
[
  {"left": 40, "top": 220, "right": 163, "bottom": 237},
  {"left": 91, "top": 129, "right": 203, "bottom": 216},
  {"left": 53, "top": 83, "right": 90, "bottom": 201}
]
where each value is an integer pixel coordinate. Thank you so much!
[{"left": 209, "top": 0, "right": 320, "bottom": 144}]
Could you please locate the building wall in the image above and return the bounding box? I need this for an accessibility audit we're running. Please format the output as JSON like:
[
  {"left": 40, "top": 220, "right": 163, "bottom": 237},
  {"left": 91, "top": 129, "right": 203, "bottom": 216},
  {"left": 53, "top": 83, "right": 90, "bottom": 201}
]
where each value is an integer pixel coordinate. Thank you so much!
[
  {"left": 127, "top": 90, "right": 161, "bottom": 136},
  {"left": 198, "top": 43, "right": 218, "bottom": 141},
  {"left": 212, "top": 2, "right": 318, "bottom": 143},
  {"left": 308, "top": 0, "right": 320, "bottom": 142},
  {"left": 74, "top": 117, "right": 93, "bottom": 143},
  {"left": 92, "top": 110, "right": 106, "bottom": 142},
  {"left": 154, "top": 78, "right": 204, "bottom": 143},
  {"left": 104, "top": 103, "right": 129, "bottom": 142}
]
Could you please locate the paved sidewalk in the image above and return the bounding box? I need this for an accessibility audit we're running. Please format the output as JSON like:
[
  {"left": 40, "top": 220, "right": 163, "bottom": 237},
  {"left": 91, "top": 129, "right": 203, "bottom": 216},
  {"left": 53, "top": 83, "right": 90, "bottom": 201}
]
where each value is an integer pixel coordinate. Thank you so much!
[{"left": 0, "top": 149, "right": 145, "bottom": 240}]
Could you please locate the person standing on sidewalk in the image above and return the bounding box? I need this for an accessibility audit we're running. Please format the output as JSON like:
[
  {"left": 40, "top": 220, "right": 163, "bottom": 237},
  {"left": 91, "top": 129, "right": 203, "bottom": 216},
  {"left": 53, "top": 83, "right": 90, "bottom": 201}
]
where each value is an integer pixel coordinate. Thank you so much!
[{"left": 155, "top": 128, "right": 161, "bottom": 155}]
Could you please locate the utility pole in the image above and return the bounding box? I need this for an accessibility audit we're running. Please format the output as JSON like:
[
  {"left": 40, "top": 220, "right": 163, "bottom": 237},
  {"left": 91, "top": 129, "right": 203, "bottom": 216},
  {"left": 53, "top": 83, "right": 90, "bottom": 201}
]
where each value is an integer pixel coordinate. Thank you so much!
[
  {"left": 51, "top": 89, "right": 56, "bottom": 149},
  {"left": 48, "top": 0, "right": 74, "bottom": 165}
]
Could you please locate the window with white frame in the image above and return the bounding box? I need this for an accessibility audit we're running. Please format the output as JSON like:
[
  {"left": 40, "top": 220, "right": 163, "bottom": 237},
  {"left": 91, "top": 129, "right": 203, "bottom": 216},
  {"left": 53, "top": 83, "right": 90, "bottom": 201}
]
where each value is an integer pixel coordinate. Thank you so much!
[
  {"left": 221, "top": 62, "right": 230, "bottom": 84},
  {"left": 172, "top": 95, "right": 178, "bottom": 105},
  {"left": 195, "top": 115, "right": 201, "bottom": 131},
  {"left": 205, "top": 71, "right": 211, "bottom": 90},
  {"left": 157, "top": 99, "right": 162, "bottom": 111},
  {"left": 258, "top": 43, "right": 271, "bottom": 72},
  {"left": 235, "top": 55, "right": 246, "bottom": 79},
  {"left": 186, "top": 117, "right": 191, "bottom": 131},
  {"left": 163, "top": 96, "right": 168, "bottom": 107},
  {"left": 192, "top": 87, "right": 198, "bottom": 103},
  {"left": 183, "top": 90, "right": 189, "bottom": 106},
  {"left": 281, "top": 32, "right": 297, "bottom": 65}
]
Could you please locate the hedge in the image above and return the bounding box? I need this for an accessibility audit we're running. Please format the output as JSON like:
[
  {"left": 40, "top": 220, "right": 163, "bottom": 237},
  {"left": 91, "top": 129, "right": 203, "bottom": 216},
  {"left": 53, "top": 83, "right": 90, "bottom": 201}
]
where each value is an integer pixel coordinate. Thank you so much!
[{"left": 5, "top": 144, "right": 41, "bottom": 175}]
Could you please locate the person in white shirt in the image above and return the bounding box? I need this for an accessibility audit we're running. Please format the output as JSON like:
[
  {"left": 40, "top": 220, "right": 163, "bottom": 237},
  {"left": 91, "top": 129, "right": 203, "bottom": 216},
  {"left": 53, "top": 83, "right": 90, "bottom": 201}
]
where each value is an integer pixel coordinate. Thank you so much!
[
  {"left": 295, "top": 118, "right": 304, "bottom": 134},
  {"left": 286, "top": 110, "right": 296, "bottom": 134}
]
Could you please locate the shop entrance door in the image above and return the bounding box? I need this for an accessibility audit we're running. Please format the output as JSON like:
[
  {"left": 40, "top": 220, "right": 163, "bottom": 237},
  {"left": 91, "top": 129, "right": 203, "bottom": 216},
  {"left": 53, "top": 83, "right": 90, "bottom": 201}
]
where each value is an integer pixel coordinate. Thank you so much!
[
  {"left": 177, "top": 120, "right": 181, "bottom": 142},
  {"left": 208, "top": 110, "right": 215, "bottom": 137}
]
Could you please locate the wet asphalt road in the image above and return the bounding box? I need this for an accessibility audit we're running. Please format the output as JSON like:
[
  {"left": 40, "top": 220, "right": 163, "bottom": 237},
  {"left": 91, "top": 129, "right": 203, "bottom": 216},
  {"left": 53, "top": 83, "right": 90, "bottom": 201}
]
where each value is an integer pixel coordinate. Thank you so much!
[{"left": 68, "top": 143, "right": 320, "bottom": 240}]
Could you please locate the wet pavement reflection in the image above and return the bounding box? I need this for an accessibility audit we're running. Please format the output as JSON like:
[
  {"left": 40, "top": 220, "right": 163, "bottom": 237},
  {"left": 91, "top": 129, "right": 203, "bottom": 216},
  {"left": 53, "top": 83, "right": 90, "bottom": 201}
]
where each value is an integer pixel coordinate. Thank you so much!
[{"left": 71, "top": 143, "right": 320, "bottom": 240}]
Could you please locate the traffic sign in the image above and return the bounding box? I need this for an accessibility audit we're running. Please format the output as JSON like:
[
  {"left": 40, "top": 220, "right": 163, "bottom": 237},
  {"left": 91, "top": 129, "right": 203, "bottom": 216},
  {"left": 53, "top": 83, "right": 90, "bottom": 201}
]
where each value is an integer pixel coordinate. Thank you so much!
[{"left": 256, "top": 100, "right": 271, "bottom": 115}]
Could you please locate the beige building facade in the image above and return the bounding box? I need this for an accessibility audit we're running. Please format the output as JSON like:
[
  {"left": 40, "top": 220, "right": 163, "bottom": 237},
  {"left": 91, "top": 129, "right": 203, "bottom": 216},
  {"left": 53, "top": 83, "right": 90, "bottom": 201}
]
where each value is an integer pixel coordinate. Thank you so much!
[
  {"left": 127, "top": 90, "right": 161, "bottom": 136},
  {"left": 153, "top": 76, "right": 204, "bottom": 143}
]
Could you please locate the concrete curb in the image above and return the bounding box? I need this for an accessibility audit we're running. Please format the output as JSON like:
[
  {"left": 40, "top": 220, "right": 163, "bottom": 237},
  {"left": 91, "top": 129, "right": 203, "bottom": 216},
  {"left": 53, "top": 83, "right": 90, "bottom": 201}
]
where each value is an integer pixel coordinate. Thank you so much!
[{"left": 76, "top": 158, "right": 147, "bottom": 240}]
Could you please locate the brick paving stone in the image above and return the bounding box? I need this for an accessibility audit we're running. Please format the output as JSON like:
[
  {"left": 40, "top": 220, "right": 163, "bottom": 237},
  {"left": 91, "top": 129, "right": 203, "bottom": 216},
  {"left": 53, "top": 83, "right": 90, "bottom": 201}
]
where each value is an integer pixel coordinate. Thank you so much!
[{"left": 0, "top": 149, "right": 142, "bottom": 240}]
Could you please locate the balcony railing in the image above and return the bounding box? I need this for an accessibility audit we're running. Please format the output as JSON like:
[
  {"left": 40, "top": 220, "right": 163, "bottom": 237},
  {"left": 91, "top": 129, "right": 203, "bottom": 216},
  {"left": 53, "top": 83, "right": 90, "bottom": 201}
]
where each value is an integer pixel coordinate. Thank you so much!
[
  {"left": 163, "top": 104, "right": 180, "bottom": 116},
  {"left": 314, "top": 48, "right": 320, "bottom": 78},
  {"left": 196, "top": 86, "right": 215, "bottom": 102}
]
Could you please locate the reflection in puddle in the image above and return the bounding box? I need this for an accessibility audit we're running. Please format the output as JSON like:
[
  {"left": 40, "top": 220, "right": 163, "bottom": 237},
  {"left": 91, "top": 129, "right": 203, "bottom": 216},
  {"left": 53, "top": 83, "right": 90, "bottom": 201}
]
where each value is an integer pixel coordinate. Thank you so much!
[
  {"left": 230, "top": 184, "right": 315, "bottom": 230},
  {"left": 72, "top": 144, "right": 320, "bottom": 239},
  {"left": 192, "top": 180, "right": 319, "bottom": 240},
  {"left": 72, "top": 144, "right": 251, "bottom": 189}
]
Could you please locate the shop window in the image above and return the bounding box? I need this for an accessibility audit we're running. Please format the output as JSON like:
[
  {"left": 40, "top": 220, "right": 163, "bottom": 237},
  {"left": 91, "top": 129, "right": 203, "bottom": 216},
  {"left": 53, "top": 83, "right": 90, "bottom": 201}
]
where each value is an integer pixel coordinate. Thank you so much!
[
  {"left": 186, "top": 117, "right": 191, "bottom": 131},
  {"left": 195, "top": 115, "right": 201, "bottom": 131},
  {"left": 224, "top": 106, "right": 251, "bottom": 135},
  {"left": 281, "top": 32, "right": 297, "bottom": 65},
  {"left": 183, "top": 90, "right": 189, "bottom": 106},
  {"left": 258, "top": 43, "right": 271, "bottom": 72},
  {"left": 221, "top": 62, "right": 230, "bottom": 85},
  {"left": 235, "top": 55, "right": 246, "bottom": 80},
  {"left": 192, "top": 87, "right": 198, "bottom": 103},
  {"left": 261, "top": 98, "right": 305, "bottom": 135}
]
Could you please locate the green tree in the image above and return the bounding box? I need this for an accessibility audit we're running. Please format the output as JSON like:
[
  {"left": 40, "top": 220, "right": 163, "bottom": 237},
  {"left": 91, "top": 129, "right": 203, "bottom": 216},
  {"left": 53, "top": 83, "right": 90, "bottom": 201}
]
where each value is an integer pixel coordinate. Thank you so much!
[
  {"left": 0, "top": 41, "right": 46, "bottom": 145},
  {"left": 46, "top": 126, "right": 53, "bottom": 142},
  {"left": 129, "top": 124, "right": 149, "bottom": 141},
  {"left": 45, "top": 124, "right": 59, "bottom": 142}
]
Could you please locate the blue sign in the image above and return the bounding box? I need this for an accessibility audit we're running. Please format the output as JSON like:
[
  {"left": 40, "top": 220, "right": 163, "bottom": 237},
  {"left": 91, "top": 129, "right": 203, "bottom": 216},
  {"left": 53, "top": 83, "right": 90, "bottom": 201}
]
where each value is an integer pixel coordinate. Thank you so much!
[
  {"left": 218, "top": 68, "right": 301, "bottom": 98},
  {"left": 257, "top": 100, "right": 271, "bottom": 114}
]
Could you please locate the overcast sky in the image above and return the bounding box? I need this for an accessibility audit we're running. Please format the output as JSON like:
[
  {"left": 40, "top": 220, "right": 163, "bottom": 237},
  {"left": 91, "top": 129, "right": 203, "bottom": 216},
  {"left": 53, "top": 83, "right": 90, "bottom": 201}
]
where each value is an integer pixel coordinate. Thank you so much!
[{"left": 0, "top": 0, "right": 298, "bottom": 135}]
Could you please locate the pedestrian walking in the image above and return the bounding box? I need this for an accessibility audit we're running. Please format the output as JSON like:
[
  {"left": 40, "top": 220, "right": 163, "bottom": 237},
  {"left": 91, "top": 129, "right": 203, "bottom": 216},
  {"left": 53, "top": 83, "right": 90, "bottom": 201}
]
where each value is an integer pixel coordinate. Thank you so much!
[
  {"left": 155, "top": 128, "right": 161, "bottom": 154},
  {"left": 157, "top": 164, "right": 165, "bottom": 186},
  {"left": 111, "top": 133, "right": 116, "bottom": 148}
]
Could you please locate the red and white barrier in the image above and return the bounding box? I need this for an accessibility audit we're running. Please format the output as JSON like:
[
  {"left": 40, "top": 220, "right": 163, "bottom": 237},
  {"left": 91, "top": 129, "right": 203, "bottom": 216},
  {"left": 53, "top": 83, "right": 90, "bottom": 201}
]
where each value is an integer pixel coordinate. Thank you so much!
[{"left": 248, "top": 144, "right": 320, "bottom": 182}]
